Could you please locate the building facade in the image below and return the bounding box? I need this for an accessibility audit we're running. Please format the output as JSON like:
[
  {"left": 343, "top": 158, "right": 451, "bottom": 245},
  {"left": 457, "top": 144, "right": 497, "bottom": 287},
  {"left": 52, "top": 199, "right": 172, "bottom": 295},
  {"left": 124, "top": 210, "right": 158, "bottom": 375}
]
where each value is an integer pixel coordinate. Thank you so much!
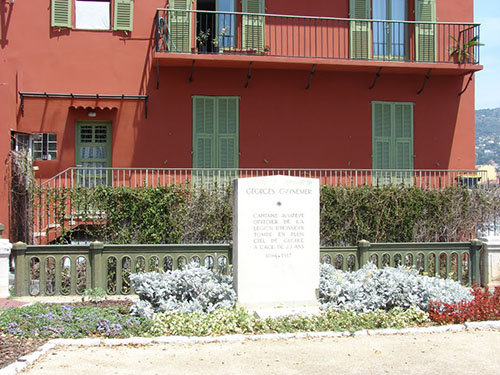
[{"left": 0, "top": 0, "right": 482, "bottom": 239}]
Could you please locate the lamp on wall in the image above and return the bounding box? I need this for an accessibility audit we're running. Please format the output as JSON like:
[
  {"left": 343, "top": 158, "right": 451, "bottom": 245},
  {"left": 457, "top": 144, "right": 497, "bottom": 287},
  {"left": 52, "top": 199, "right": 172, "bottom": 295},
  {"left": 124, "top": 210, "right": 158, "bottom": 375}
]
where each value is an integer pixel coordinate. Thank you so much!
[{"left": 88, "top": 111, "right": 97, "bottom": 118}]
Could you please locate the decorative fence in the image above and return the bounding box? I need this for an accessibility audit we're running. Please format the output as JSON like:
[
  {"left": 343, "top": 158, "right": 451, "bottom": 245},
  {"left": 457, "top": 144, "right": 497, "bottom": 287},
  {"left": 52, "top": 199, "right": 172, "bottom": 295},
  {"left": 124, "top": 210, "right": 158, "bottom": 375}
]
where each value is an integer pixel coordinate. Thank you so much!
[
  {"left": 155, "top": 9, "right": 481, "bottom": 65},
  {"left": 12, "top": 240, "right": 482, "bottom": 297}
]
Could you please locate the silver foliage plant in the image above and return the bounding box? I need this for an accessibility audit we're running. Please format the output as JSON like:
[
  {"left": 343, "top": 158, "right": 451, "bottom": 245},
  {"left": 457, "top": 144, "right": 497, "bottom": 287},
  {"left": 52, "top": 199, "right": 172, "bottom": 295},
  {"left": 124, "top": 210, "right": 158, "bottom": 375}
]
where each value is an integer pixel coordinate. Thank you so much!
[
  {"left": 130, "top": 262, "right": 236, "bottom": 318},
  {"left": 319, "top": 263, "right": 472, "bottom": 312}
]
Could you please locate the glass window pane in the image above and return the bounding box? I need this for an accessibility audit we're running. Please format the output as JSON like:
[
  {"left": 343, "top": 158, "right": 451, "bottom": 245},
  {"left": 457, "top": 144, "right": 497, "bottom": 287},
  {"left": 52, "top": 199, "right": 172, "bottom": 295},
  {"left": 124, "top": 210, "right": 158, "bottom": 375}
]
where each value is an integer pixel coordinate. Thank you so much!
[
  {"left": 75, "top": 0, "right": 110, "bottom": 30},
  {"left": 80, "top": 126, "right": 93, "bottom": 143},
  {"left": 95, "top": 126, "right": 107, "bottom": 143}
]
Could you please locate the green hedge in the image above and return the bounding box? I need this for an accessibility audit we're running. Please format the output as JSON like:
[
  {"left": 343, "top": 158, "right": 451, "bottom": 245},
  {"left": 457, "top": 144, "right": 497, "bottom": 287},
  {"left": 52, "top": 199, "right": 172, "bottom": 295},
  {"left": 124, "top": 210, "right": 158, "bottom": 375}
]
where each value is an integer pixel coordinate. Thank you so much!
[{"left": 37, "top": 185, "right": 499, "bottom": 245}]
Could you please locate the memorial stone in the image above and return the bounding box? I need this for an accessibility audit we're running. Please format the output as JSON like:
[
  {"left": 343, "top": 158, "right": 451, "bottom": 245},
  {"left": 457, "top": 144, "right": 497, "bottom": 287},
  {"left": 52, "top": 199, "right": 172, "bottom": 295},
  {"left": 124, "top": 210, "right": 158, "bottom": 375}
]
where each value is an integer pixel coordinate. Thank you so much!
[{"left": 233, "top": 176, "right": 319, "bottom": 312}]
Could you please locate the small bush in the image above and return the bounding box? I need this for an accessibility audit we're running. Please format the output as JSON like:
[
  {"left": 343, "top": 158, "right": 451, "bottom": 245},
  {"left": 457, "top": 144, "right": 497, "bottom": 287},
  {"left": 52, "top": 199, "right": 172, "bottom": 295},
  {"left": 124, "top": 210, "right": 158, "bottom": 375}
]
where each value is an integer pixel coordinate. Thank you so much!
[
  {"left": 130, "top": 262, "right": 236, "bottom": 318},
  {"left": 0, "top": 303, "right": 154, "bottom": 339},
  {"left": 428, "top": 286, "right": 500, "bottom": 324},
  {"left": 319, "top": 263, "right": 472, "bottom": 312},
  {"left": 151, "top": 306, "right": 430, "bottom": 336}
]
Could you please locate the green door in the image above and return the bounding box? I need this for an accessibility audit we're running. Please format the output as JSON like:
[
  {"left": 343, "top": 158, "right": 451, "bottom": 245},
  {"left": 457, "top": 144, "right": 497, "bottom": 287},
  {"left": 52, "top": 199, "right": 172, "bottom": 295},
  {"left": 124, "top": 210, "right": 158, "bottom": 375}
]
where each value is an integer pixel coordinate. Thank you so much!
[
  {"left": 372, "top": 102, "right": 414, "bottom": 185},
  {"left": 193, "top": 96, "right": 239, "bottom": 184},
  {"left": 75, "top": 122, "right": 112, "bottom": 187}
]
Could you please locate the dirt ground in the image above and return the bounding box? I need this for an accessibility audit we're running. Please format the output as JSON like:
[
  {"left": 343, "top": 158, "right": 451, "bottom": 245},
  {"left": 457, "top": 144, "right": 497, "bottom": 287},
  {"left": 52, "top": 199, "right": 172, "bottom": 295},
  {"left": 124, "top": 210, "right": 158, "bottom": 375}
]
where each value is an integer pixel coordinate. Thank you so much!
[{"left": 21, "top": 330, "right": 500, "bottom": 375}]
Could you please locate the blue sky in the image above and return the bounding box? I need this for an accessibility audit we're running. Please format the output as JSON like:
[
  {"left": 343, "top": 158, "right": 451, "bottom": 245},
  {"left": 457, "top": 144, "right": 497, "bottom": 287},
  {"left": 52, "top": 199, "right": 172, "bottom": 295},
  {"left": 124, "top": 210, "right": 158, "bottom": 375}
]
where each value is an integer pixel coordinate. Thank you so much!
[{"left": 474, "top": 0, "right": 500, "bottom": 109}]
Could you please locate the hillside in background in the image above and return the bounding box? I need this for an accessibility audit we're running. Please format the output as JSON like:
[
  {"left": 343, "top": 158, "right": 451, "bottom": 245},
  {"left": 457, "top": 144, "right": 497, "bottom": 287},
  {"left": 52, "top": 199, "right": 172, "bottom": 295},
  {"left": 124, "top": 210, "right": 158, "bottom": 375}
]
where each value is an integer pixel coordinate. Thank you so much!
[{"left": 476, "top": 108, "right": 500, "bottom": 167}]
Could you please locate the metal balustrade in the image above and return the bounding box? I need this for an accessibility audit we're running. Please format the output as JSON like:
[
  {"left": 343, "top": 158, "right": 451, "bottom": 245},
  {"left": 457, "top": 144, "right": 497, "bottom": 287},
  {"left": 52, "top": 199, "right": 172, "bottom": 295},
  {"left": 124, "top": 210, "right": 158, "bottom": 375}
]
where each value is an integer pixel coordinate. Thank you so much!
[
  {"left": 155, "top": 9, "right": 481, "bottom": 65},
  {"left": 41, "top": 167, "right": 488, "bottom": 189},
  {"left": 12, "top": 240, "right": 482, "bottom": 296}
]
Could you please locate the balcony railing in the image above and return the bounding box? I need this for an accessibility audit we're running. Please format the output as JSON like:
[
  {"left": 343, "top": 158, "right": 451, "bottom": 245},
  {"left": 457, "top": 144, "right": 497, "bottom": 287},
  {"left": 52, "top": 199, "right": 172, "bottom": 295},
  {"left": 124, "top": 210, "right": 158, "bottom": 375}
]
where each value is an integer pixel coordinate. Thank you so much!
[
  {"left": 41, "top": 167, "right": 488, "bottom": 189},
  {"left": 155, "top": 9, "right": 481, "bottom": 65}
]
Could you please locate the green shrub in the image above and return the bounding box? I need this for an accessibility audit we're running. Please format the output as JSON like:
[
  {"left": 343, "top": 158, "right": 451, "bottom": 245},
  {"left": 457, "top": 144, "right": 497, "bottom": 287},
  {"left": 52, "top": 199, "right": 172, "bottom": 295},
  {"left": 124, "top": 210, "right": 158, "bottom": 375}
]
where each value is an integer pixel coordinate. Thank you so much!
[
  {"left": 151, "top": 306, "right": 430, "bottom": 336},
  {"left": 40, "top": 184, "right": 499, "bottom": 245}
]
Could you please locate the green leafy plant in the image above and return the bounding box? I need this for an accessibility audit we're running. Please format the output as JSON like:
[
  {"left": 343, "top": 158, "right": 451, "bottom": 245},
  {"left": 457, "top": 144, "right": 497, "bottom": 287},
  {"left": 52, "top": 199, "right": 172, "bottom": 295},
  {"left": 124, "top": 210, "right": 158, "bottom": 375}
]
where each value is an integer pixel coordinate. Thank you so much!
[
  {"left": 197, "top": 29, "right": 210, "bottom": 46},
  {"left": 449, "top": 35, "right": 482, "bottom": 63},
  {"left": 151, "top": 306, "right": 430, "bottom": 336},
  {"left": 81, "top": 287, "right": 108, "bottom": 303}
]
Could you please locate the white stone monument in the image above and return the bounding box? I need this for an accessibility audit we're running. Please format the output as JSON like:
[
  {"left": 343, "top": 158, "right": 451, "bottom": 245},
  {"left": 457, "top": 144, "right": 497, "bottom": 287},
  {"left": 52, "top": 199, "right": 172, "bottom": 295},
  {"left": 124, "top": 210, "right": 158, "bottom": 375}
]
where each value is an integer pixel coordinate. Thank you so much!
[
  {"left": 233, "top": 176, "right": 320, "bottom": 316},
  {"left": 0, "top": 224, "right": 12, "bottom": 298},
  {"left": 480, "top": 235, "right": 500, "bottom": 286}
]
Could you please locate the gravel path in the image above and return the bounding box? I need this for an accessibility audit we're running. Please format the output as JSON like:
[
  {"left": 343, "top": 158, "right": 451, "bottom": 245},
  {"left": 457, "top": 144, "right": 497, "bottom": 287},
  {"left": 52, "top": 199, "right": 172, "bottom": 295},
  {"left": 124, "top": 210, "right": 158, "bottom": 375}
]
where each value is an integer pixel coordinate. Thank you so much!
[{"left": 20, "top": 330, "right": 500, "bottom": 375}]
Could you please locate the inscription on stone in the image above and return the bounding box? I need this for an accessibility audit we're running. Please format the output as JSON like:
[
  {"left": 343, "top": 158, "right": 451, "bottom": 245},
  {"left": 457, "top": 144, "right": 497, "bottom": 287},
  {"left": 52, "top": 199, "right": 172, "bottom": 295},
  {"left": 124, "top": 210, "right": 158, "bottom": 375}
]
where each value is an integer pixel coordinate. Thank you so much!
[{"left": 233, "top": 176, "right": 320, "bottom": 309}]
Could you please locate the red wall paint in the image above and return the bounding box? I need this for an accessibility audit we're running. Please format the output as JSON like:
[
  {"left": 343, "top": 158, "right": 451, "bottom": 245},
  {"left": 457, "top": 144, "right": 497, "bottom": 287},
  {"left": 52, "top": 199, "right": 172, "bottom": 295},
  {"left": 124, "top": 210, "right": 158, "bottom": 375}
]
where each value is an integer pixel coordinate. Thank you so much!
[
  {"left": 0, "top": 0, "right": 478, "bottom": 237},
  {"left": 17, "top": 67, "right": 475, "bottom": 176}
]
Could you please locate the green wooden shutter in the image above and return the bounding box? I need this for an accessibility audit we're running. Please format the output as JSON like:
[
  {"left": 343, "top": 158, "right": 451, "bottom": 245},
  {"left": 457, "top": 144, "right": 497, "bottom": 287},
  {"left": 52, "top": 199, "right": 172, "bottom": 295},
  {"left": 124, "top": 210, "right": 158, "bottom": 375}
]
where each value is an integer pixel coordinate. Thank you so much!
[
  {"left": 193, "top": 97, "right": 216, "bottom": 168},
  {"left": 372, "top": 102, "right": 414, "bottom": 186},
  {"left": 242, "top": 0, "right": 265, "bottom": 51},
  {"left": 216, "top": 97, "right": 239, "bottom": 169},
  {"left": 51, "top": 0, "right": 72, "bottom": 28},
  {"left": 415, "top": 0, "right": 436, "bottom": 62},
  {"left": 393, "top": 103, "right": 414, "bottom": 184},
  {"left": 168, "top": 0, "right": 192, "bottom": 52},
  {"left": 350, "top": 0, "right": 371, "bottom": 59},
  {"left": 114, "top": 0, "right": 134, "bottom": 31},
  {"left": 372, "top": 102, "right": 392, "bottom": 170},
  {"left": 394, "top": 103, "right": 413, "bottom": 169}
]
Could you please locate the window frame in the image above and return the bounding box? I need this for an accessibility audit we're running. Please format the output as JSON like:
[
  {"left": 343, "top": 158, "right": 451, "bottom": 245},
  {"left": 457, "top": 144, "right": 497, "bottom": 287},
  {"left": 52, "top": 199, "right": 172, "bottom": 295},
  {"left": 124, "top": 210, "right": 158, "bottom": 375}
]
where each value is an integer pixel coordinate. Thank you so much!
[
  {"left": 12, "top": 132, "right": 58, "bottom": 161},
  {"left": 50, "top": 0, "right": 133, "bottom": 32},
  {"left": 74, "top": 0, "right": 111, "bottom": 31}
]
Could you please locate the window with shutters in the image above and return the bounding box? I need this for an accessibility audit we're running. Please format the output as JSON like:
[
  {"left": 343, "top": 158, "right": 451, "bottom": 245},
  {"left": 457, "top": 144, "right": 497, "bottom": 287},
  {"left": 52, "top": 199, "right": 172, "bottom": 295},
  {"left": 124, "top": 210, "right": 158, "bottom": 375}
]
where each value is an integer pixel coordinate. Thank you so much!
[
  {"left": 350, "top": 0, "right": 435, "bottom": 61},
  {"left": 192, "top": 96, "right": 239, "bottom": 170},
  {"left": 50, "top": 0, "right": 133, "bottom": 31},
  {"left": 372, "top": 101, "right": 414, "bottom": 185}
]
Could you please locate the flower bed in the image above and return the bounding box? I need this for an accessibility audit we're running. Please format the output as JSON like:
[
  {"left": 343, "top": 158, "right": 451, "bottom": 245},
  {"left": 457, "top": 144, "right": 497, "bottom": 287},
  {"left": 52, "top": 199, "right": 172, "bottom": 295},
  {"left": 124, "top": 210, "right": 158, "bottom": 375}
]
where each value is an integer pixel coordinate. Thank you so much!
[{"left": 1, "top": 264, "right": 500, "bottom": 368}]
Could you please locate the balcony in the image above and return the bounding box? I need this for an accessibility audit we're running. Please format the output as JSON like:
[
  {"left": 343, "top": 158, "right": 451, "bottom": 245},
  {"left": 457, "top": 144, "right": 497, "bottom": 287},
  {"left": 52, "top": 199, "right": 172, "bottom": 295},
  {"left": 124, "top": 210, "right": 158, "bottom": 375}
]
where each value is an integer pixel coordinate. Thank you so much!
[{"left": 154, "top": 9, "right": 482, "bottom": 74}]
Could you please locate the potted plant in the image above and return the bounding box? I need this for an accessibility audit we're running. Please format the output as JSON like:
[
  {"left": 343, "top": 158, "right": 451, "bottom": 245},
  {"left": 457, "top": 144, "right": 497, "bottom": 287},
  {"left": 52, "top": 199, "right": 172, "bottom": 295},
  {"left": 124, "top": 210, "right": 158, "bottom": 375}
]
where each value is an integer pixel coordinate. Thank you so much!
[
  {"left": 197, "top": 29, "right": 210, "bottom": 53},
  {"left": 449, "top": 35, "right": 481, "bottom": 64},
  {"left": 212, "top": 38, "right": 220, "bottom": 53}
]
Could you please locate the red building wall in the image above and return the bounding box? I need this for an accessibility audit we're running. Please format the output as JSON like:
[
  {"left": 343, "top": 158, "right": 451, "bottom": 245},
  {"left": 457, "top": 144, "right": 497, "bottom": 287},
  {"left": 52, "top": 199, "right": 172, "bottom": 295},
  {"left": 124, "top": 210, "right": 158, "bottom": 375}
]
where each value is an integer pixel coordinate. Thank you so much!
[{"left": 0, "top": 0, "right": 478, "bottom": 238}]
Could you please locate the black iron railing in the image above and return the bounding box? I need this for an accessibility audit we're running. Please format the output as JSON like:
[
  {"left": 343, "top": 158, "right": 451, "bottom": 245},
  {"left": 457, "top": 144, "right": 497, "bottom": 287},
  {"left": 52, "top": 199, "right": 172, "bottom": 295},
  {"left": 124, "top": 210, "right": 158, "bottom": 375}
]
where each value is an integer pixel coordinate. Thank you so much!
[{"left": 155, "top": 9, "right": 481, "bottom": 65}]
